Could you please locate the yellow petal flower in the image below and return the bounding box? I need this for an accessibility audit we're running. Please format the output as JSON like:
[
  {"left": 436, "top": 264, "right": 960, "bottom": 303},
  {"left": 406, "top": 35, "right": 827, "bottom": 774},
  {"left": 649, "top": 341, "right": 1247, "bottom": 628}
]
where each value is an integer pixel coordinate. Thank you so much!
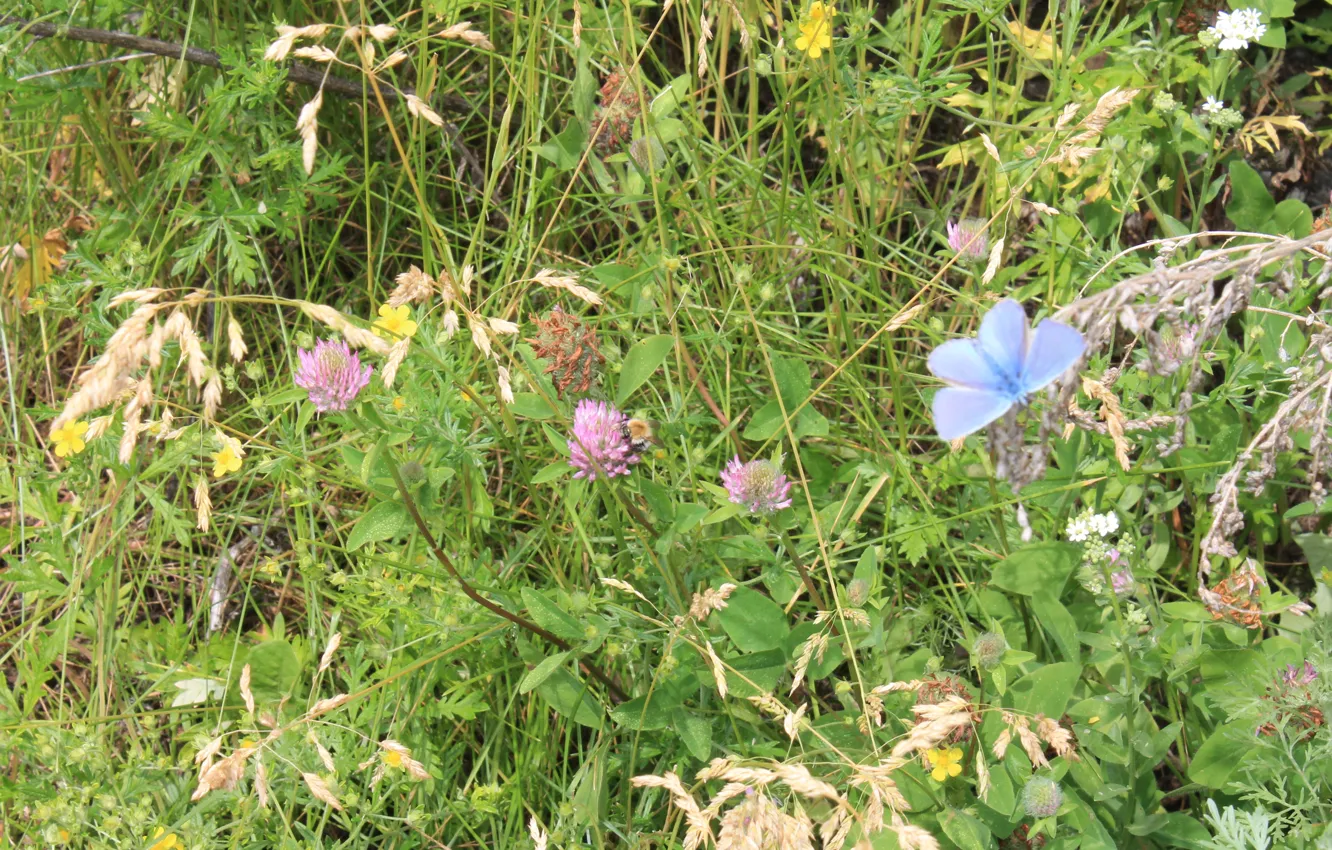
[
  {"left": 384, "top": 749, "right": 404, "bottom": 768},
  {"left": 147, "top": 828, "right": 180, "bottom": 850},
  {"left": 795, "top": 2, "right": 835, "bottom": 58},
  {"left": 51, "top": 419, "right": 90, "bottom": 458},
  {"left": 211, "top": 446, "right": 242, "bottom": 478},
  {"left": 374, "top": 304, "right": 418, "bottom": 339}
]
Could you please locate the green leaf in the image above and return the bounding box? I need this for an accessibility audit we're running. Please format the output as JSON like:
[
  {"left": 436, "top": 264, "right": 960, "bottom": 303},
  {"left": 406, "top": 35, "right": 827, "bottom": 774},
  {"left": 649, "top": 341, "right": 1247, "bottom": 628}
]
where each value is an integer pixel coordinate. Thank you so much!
[
  {"left": 900, "top": 527, "right": 931, "bottom": 566},
  {"left": 1064, "top": 788, "right": 1117, "bottom": 850},
  {"left": 171, "top": 677, "right": 226, "bottom": 707},
  {"left": 1257, "top": 20, "right": 1286, "bottom": 48},
  {"left": 1009, "top": 662, "right": 1080, "bottom": 719},
  {"left": 509, "top": 393, "right": 556, "bottom": 419},
  {"left": 678, "top": 713, "right": 713, "bottom": 761},
  {"left": 990, "top": 543, "right": 1079, "bottom": 597},
  {"left": 267, "top": 387, "right": 310, "bottom": 406},
  {"left": 534, "top": 668, "right": 604, "bottom": 728},
  {"left": 521, "top": 588, "right": 586, "bottom": 643},
  {"left": 296, "top": 400, "right": 316, "bottom": 432},
  {"left": 938, "top": 808, "right": 995, "bottom": 850},
  {"left": 741, "top": 354, "right": 830, "bottom": 440},
  {"left": 651, "top": 75, "right": 691, "bottom": 118},
  {"left": 610, "top": 689, "right": 684, "bottom": 731},
  {"left": 1189, "top": 721, "right": 1251, "bottom": 788},
  {"left": 1296, "top": 533, "right": 1332, "bottom": 572},
  {"left": 568, "top": 746, "right": 609, "bottom": 826},
  {"left": 532, "top": 462, "right": 571, "bottom": 484},
  {"left": 616, "top": 335, "right": 674, "bottom": 405},
  {"left": 533, "top": 122, "right": 587, "bottom": 171},
  {"left": 703, "top": 502, "right": 745, "bottom": 525},
  {"left": 716, "top": 587, "right": 790, "bottom": 652},
  {"left": 980, "top": 755, "right": 1015, "bottom": 816},
  {"left": 640, "top": 478, "right": 676, "bottom": 522},
  {"left": 1225, "top": 160, "right": 1275, "bottom": 231},
  {"left": 346, "top": 501, "right": 409, "bottom": 550},
  {"left": 1271, "top": 198, "right": 1311, "bottom": 237},
  {"left": 1031, "top": 592, "right": 1080, "bottom": 663},
  {"left": 519, "top": 651, "right": 572, "bottom": 694},
  {"left": 741, "top": 400, "right": 829, "bottom": 441},
  {"left": 1155, "top": 813, "right": 1213, "bottom": 849},
  {"left": 245, "top": 640, "right": 300, "bottom": 703},
  {"left": 674, "top": 503, "right": 709, "bottom": 534},
  {"left": 1157, "top": 212, "right": 1190, "bottom": 238},
  {"left": 724, "top": 649, "right": 786, "bottom": 697},
  {"left": 1250, "top": 0, "right": 1293, "bottom": 17},
  {"left": 543, "top": 422, "right": 571, "bottom": 456}
]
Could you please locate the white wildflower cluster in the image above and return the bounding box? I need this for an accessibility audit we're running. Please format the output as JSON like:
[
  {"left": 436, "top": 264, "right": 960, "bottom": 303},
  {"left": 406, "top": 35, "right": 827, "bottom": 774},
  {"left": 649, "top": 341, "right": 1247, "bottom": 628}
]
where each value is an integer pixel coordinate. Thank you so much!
[
  {"left": 1065, "top": 509, "right": 1119, "bottom": 542},
  {"left": 1068, "top": 508, "right": 1136, "bottom": 597},
  {"left": 1206, "top": 9, "right": 1266, "bottom": 51}
]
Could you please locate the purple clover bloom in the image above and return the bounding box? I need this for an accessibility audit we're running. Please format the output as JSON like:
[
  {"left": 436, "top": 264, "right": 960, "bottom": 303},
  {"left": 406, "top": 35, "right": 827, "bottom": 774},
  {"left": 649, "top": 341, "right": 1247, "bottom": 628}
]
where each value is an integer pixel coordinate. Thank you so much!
[
  {"left": 946, "top": 218, "right": 989, "bottom": 260},
  {"left": 568, "top": 399, "right": 639, "bottom": 481},
  {"left": 1283, "top": 661, "right": 1317, "bottom": 687},
  {"left": 721, "top": 456, "right": 794, "bottom": 514},
  {"left": 293, "top": 338, "right": 373, "bottom": 412}
]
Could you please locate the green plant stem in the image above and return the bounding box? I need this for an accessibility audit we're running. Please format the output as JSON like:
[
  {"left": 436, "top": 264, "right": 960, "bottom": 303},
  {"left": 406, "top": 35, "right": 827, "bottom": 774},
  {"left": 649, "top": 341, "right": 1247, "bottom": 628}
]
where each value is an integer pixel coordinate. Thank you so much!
[
  {"left": 777, "top": 528, "right": 828, "bottom": 612},
  {"left": 389, "top": 462, "right": 628, "bottom": 703}
]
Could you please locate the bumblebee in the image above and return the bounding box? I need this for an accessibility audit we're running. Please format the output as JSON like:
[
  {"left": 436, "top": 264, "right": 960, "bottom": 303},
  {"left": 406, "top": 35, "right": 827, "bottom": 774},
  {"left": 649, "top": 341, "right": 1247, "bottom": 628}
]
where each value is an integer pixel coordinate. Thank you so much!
[{"left": 622, "top": 418, "right": 662, "bottom": 454}]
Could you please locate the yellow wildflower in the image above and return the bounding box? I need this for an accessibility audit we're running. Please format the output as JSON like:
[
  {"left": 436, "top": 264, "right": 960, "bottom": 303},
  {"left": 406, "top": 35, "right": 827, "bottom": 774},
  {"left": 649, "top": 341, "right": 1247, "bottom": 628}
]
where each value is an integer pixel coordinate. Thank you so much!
[
  {"left": 147, "top": 827, "right": 180, "bottom": 850},
  {"left": 384, "top": 749, "right": 404, "bottom": 768},
  {"left": 50, "top": 419, "right": 89, "bottom": 458},
  {"left": 925, "top": 747, "right": 964, "bottom": 782},
  {"left": 211, "top": 446, "right": 243, "bottom": 478},
  {"left": 374, "top": 304, "right": 418, "bottom": 339},
  {"left": 795, "top": 2, "right": 836, "bottom": 59},
  {"left": 391, "top": 395, "right": 406, "bottom": 411}
]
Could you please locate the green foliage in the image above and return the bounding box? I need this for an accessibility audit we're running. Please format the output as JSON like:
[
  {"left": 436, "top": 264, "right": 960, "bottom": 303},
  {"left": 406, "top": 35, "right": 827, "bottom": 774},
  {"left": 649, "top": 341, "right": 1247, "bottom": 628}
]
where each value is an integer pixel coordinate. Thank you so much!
[{"left": 5, "top": 0, "right": 1332, "bottom": 848}]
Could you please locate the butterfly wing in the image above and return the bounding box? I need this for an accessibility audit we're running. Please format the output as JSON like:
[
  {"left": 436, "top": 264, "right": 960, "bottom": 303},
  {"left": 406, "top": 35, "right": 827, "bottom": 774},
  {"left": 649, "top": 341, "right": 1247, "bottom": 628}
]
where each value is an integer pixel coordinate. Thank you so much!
[
  {"left": 932, "top": 387, "right": 1014, "bottom": 440},
  {"left": 1020, "top": 318, "right": 1086, "bottom": 393},
  {"left": 976, "top": 299, "right": 1029, "bottom": 383},
  {"left": 927, "top": 339, "right": 1003, "bottom": 390}
]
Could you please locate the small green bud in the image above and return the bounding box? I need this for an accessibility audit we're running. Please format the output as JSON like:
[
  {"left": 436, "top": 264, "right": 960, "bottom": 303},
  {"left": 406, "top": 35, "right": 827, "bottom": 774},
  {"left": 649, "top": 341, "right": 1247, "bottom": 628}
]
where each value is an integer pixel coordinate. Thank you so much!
[
  {"left": 1214, "top": 107, "right": 1245, "bottom": 129},
  {"left": 971, "top": 631, "right": 1008, "bottom": 670},
  {"left": 846, "top": 578, "right": 871, "bottom": 607},
  {"left": 1151, "top": 90, "right": 1178, "bottom": 112},
  {"left": 1022, "top": 776, "right": 1062, "bottom": 818}
]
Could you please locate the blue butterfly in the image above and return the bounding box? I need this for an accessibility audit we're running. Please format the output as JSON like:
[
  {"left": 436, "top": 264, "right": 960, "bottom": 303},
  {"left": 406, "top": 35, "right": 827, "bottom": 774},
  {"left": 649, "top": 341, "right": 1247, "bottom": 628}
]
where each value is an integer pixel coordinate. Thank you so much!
[{"left": 927, "top": 299, "right": 1086, "bottom": 440}]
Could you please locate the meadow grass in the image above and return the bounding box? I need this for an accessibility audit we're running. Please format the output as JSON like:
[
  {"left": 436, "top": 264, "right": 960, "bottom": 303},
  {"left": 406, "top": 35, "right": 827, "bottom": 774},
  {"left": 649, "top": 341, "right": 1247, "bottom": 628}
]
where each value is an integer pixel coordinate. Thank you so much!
[{"left": 4, "top": 0, "right": 1332, "bottom": 848}]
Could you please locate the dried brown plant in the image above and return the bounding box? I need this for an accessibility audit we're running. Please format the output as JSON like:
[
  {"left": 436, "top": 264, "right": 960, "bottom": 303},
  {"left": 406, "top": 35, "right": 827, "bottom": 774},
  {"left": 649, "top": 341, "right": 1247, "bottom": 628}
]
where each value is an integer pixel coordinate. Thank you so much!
[
  {"left": 1046, "top": 229, "right": 1332, "bottom": 618},
  {"left": 527, "top": 308, "right": 605, "bottom": 398}
]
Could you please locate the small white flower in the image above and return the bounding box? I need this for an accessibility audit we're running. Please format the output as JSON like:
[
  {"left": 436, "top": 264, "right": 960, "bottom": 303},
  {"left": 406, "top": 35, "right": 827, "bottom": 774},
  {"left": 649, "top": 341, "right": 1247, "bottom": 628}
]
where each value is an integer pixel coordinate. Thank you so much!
[
  {"left": 1206, "top": 8, "right": 1266, "bottom": 51},
  {"left": 1089, "top": 512, "right": 1120, "bottom": 538},
  {"left": 1202, "top": 96, "right": 1225, "bottom": 115},
  {"left": 1066, "top": 517, "right": 1091, "bottom": 543}
]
